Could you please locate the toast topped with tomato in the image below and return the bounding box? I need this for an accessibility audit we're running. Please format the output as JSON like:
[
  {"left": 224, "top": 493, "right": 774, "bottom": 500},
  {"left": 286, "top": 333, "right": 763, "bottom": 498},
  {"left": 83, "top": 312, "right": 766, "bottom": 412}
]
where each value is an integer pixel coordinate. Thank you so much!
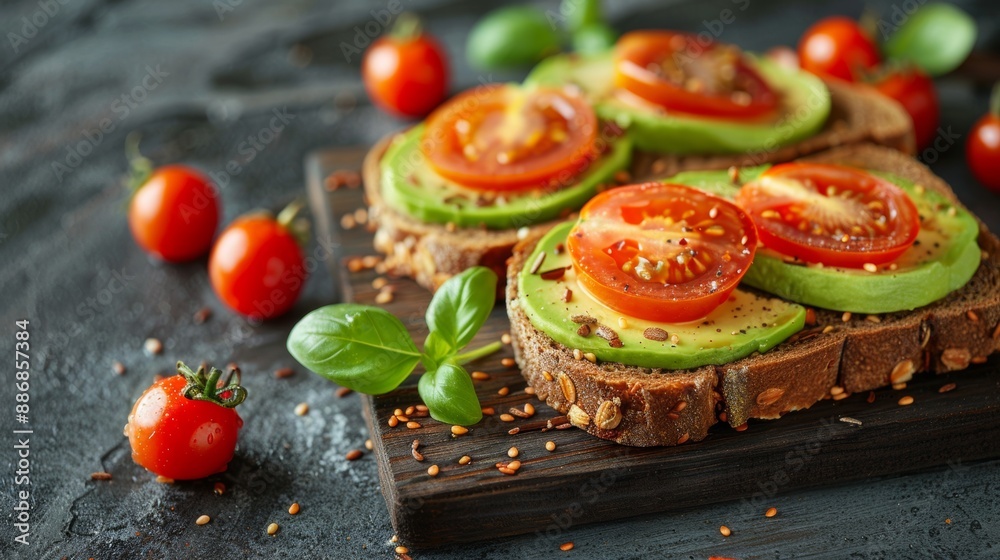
[
  {"left": 365, "top": 31, "right": 915, "bottom": 294},
  {"left": 506, "top": 144, "right": 999, "bottom": 446}
]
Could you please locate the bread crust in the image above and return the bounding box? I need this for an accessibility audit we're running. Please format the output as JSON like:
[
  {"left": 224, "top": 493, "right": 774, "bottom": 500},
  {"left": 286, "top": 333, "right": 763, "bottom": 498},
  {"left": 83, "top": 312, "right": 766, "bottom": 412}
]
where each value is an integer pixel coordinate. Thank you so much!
[
  {"left": 507, "top": 144, "right": 1000, "bottom": 446},
  {"left": 364, "top": 82, "right": 915, "bottom": 293}
]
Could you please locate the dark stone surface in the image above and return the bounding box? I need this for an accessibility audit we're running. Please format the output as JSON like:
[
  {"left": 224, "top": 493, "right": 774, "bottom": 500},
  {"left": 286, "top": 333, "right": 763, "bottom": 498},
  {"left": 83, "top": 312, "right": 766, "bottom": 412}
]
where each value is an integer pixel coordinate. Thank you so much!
[{"left": 0, "top": 0, "right": 997, "bottom": 558}]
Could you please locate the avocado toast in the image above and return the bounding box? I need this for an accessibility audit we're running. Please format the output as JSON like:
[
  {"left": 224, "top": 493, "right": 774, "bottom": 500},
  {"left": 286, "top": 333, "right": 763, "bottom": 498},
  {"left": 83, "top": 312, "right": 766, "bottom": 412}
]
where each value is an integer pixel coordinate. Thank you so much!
[{"left": 506, "top": 144, "right": 1000, "bottom": 446}]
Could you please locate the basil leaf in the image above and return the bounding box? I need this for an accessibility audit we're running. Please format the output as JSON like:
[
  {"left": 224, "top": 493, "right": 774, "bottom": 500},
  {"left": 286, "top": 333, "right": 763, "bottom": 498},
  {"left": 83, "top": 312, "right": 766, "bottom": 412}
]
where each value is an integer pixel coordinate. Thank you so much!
[
  {"left": 287, "top": 304, "right": 420, "bottom": 394},
  {"left": 883, "top": 3, "right": 976, "bottom": 77},
  {"left": 418, "top": 363, "right": 483, "bottom": 426},
  {"left": 422, "top": 330, "right": 453, "bottom": 369},
  {"left": 425, "top": 267, "right": 497, "bottom": 353}
]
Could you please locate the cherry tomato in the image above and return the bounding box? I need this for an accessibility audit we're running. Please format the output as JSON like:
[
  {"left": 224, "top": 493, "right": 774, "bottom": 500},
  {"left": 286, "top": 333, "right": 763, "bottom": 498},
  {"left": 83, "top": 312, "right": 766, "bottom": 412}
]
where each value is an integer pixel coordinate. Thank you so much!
[
  {"left": 422, "top": 84, "right": 597, "bottom": 190},
  {"left": 736, "top": 163, "right": 920, "bottom": 267},
  {"left": 875, "top": 68, "right": 939, "bottom": 151},
  {"left": 966, "top": 85, "right": 1000, "bottom": 193},
  {"left": 126, "top": 363, "right": 245, "bottom": 480},
  {"left": 567, "top": 183, "right": 757, "bottom": 323},
  {"left": 128, "top": 165, "right": 219, "bottom": 262},
  {"left": 209, "top": 212, "right": 305, "bottom": 320},
  {"left": 614, "top": 31, "right": 778, "bottom": 120},
  {"left": 798, "top": 17, "right": 880, "bottom": 82},
  {"left": 362, "top": 19, "right": 449, "bottom": 118}
]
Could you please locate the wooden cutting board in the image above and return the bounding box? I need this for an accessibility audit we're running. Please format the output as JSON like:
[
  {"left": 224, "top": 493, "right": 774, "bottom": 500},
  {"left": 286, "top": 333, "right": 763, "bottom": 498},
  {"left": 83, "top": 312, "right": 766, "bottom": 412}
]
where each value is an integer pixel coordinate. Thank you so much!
[{"left": 304, "top": 147, "right": 1000, "bottom": 549}]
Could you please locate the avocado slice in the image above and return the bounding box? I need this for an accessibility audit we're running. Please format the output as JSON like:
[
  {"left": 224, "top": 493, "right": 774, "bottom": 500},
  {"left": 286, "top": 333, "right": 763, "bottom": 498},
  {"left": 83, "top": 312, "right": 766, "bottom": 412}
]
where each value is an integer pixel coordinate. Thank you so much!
[
  {"left": 379, "top": 125, "right": 632, "bottom": 230},
  {"left": 524, "top": 52, "right": 830, "bottom": 155},
  {"left": 665, "top": 167, "right": 982, "bottom": 313},
  {"left": 517, "top": 222, "right": 806, "bottom": 370}
]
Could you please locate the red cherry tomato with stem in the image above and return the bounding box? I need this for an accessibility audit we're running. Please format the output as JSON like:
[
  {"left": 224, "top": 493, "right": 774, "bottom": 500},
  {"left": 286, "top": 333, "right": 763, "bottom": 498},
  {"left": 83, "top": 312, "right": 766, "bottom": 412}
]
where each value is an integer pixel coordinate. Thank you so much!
[
  {"left": 126, "top": 362, "right": 246, "bottom": 480},
  {"left": 126, "top": 136, "right": 219, "bottom": 262},
  {"left": 209, "top": 201, "right": 307, "bottom": 320},
  {"left": 798, "top": 17, "right": 880, "bottom": 82},
  {"left": 967, "top": 84, "right": 1000, "bottom": 193},
  {"left": 875, "top": 67, "right": 939, "bottom": 152},
  {"left": 362, "top": 14, "right": 449, "bottom": 118}
]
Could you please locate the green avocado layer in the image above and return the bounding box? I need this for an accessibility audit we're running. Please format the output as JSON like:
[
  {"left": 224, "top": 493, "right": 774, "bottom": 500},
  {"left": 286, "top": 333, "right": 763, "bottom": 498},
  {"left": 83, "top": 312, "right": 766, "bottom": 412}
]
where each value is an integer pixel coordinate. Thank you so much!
[
  {"left": 379, "top": 125, "right": 632, "bottom": 230},
  {"left": 516, "top": 222, "right": 806, "bottom": 370},
  {"left": 524, "top": 52, "right": 830, "bottom": 155},
  {"left": 665, "top": 167, "right": 982, "bottom": 313}
]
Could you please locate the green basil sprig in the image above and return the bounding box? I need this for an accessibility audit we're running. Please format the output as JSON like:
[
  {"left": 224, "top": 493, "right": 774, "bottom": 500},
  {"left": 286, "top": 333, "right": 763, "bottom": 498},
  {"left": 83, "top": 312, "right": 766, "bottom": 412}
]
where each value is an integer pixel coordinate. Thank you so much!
[{"left": 287, "top": 267, "right": 499, "bottom": 426}]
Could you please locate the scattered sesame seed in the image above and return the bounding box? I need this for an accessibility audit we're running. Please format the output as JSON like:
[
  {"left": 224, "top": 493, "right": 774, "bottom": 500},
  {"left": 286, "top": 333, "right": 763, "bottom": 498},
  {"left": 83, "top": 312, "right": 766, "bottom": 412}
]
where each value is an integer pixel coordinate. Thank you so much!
[
  {"left": 939, "top": 382, "right": 957, "bottom": 393},
  {"left": 840, "top": 417, "right": 862, "bottom": 426},
  {"left": 863, "top": 263, "right": 877, "bottom": 273},
  {"left": 267, "top": 522, "right": 279, "bottom": 536},
  {"left": 572, "top": 349, "right": 583, "bottom": 360},
  {"left": 451, "top": 425, "right": 469, "bottom": 436},
  {"left": 427, "top": 465, "right": 440, "bottom": 477},
  {"left": 560, "top": 542, "right": 575, "bottom": 551},
  {"left": 720, "top": 525, "right": 732, "bottom": 537},
  {"left": 898, "top": 396, "right": 914, "bottom": 406},
  {"left": 294, "top": 402, "right": 309, "bottom": 416},
  {"left": 618, "top": 317, "right": 628, "bottom": 329},
  {"left": 345, "top": 449, "right": 363, "bottom": 461},
  {"left": 765, "top": 507, "right": 778, "bottom": 518},
  {"left": 501, "top": 333, "right": 512, "bottom": 345},
  {"left": 90, "top": 472, "right": 112, "bottom": 481},
  {"left": 288, "top": 503, "right": 300, "bottom": 515},
  {"left": 365, "top": 439, "right": 373, "bottom": 451},
  {"left": 156, "top": 475, "right": 174, "bottom": 484},
  {"left": 545, "top": 441, "right": 556, "bottom": 452},
  {"left": 508, "top": 447, "right": 519, "bottom": 458},
  {"left": 584, "top": 352, "right": 597, "bottom": 363},
  {"left": 196, "top": 515, "right": 211, "bottom": 526},
  {"left": 822, "top": 325, "right": 835, "bottom": 334},
  {"left": 459, "top": 455, "right": 471, "bottom": 465},
  {"left": 144, "top": 338, "right": 162, "bottom": 355}
]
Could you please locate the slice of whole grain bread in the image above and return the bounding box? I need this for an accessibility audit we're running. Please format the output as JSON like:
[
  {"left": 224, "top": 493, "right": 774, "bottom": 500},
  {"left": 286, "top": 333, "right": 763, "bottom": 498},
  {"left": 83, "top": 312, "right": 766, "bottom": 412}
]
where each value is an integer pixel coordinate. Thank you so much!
[
  {"left": 506, "top": 144, "right": 1000, "bottom": 447},
  {"left": 363, "top": 81, "right": 915, "bottom": 294}
]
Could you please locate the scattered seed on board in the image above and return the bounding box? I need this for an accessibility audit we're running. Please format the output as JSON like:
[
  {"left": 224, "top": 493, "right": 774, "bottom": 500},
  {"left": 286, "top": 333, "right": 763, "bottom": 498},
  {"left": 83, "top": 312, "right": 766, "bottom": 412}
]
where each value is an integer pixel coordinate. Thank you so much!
[
  {"left": 406, "top": 421, "right": 421, "bottom": 429},
  {"left": 427, "top": 465, "right": 440, "bottom": 477},
  {"left": 840, "top": 417, "right": 862, "bottom": 426},
  {"left": 898, "top": 396, "right": 914, "bottom": 406},
  {"left": 156, "top": 475, "right": 174, "bottom": 484},
  {"left": 500, "top": 414, "right": 515, "bottom": 422},
  {"left": 213, "top": 482, "right": 226, "bottom": 495},
  {"left": 193, "top": 307, "right": 212, "bottom": 324},
  {"left": 374, "top": 289, "right": 394, "bottom": 305},
  {"left": 196, "top": 515, "right": 211, "bottom": 526},
  {"left": 508, "top": 447, "right": 519, "bottom": 458},
  {"left": 451, "top": 425, "right": 469, "bottom": 436},
  {"left": 395, "top": 546, "right": 409, "bottom": 555},
  {"left": 335, "top": 387, "right": 353, "bottom": 398},
  {"left": 939, "top": 383, "right": 957, "bottom": 393},
  {"left": 294, "top": 402, "right": 309, "bottom": 416},
  {"left": 274, "top": 367, "right": 295, "bottom": 379},
  {"left": 112, "top": 361, "right": 126, "bottom": 375},
  {"left": 267, "top": 523, "right": 279, "bottom": 536},
  {"left": 471, "top": 371, "right": 490, "bottom": 381},
  {"left": 481, "top": 407, "right": 495, "bottom": 415},
  {"left": 765, "top": 507, "right": 777, "bottom": 518},
  {"left": 720, "top": 525, "right": 732, "bottom": 537},
  {"left": 501, "top": 333, "right": 512, "bottom": 345},
  {"left": 498, "top": 386, "right": 510, "bottom": 396},
  {"left": 388, "top": 415, "right": 399, "bottom": 427},
  {"left": 545, "top": 441, "right": 556, "bottom": 452},
  {"left": 345, "top": 449, "right": 363, "bottom": 461},
  {"left": 288, "top": 502, "right": 300, "bottom": 515},
  {"left": 90, "top": 472, "right": 112, "bottom": 481},
  {"left": 459, "top": 455, "right": 471, "bottom": 465},
  {"left": 560, "top": 542, "right": 574, "bottom": 551},
  {"left": 144, "top": 338, "right": 163, "bottom": 355},
  {"left": 502, "top": 358, "right": 516, "bottom": 368}
]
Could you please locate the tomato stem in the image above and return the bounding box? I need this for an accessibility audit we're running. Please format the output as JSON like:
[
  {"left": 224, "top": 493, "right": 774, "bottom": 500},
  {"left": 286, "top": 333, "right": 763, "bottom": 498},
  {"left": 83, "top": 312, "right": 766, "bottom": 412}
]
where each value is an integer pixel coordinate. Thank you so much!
[
  {"left": 390, "top": 12, "right": 422, "bottom": 42},
  {"left": 276, "top": 198, "right": 311, "bottom": 248},
  {"left": 452, "top": 341, "right": 503, "bottom": 365},
  {"left": 178, "top": 361, "right": 247, "bottom": 408},
  {"left": 124, "top": 131, "right": 154, "bottom": 193}
]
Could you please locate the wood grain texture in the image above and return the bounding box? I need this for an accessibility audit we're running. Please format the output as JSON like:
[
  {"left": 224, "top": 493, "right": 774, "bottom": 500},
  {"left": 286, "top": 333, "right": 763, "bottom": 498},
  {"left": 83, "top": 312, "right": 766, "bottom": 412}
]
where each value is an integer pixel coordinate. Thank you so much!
[{"left": 307, "top": 147, "right": 1000, "bottom": 550}]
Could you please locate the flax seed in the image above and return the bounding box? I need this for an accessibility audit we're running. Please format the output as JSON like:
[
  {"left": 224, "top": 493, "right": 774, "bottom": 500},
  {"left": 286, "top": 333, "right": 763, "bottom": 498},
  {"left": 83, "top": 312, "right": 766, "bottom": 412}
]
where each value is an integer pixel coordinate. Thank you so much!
[
  {"left": 335, "top": 387, "right": 353, "bottom": 398},
  {"left": 459, "top": 455, "right": 471, "bottom": 465},
  {"left": 545, "top": 441, "right": 556, "bottom": 451},
  {"left": 898, "top": 396, "right": 914, "bottom": 406},
  {"left": 427, "top": 465, "right": 440, "bottom": 477},
  {"left": 196, "top": 515, "right": 211, "bottom": 526},
  {"left": 576, "top": 323, "right": 591, "bottom": 337},
  {"left": 274, "top": 366, "right": 295, "bottom": 379},
  {"left": 288, "top": 502, "right": 300, "bottom": 515},
  {"left": 267, "top": 523, "right": 279, "bottom": 536},
  {"left": 90, "top": 472, "right": 112, "bottom": 481},
  {"left": 560, "top": 542, "right": 574, "bottom": 551},
  {"left": 720, "top": 525, "right": 731, "bottom": 537},
  {"left": 867, "top": 391, "right": 876, "bottom": 403},
  {"left": 967, "top": 310, "right": 979, "bottom": 322},
  {"left": 643, "top": 327, "right": 668, "bottom": 341},
  {"left": 294, "top": 402, "right": 309, "bottom": 416},
  {"left": 939, "top": 382, "right": 957, "bottom": 393},
  {"left": 451, "top": 425, "right": 469, "bottom": 436},
  {"left": 805, "top": 308, "right": 816, "bottom": 326},
  {"left": 345, "top": 449, "right": 363, "bottom": 461},
  {"left": 571, "top": 314, "right": 597, "bottom": 324}
]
